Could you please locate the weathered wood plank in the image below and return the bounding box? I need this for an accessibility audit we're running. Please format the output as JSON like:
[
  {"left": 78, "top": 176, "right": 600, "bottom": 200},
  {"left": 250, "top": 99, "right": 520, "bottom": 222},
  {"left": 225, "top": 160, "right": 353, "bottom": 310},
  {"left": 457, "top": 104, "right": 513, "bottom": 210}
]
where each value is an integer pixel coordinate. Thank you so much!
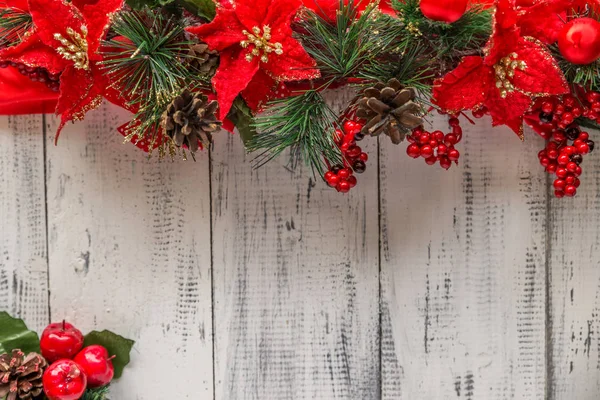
[
  {"left": 0, "top": 115, "right": 49, "bottom": 332},
  {"left": 380, "top": 116, "right": 548, "bottom": 399},
  {"left": 211, "top": 91, "right": 380, "bottom": 400},
  {"left": 44, "top": 105, "right": 213, "bottom": 399},
  {"left": 549, "top": 127, "right": 600, "bottom": 400}
]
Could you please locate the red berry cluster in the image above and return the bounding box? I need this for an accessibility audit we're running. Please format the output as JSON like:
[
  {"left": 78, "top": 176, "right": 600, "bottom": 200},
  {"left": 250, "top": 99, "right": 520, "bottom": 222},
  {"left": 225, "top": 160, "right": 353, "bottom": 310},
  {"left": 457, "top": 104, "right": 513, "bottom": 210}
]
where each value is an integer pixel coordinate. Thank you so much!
[
  {"left": 0, "top": 60, "right": 61, "bottom": 92},
  {"left": 533, "top": 91, "right": 600, "bottom": 137},
  {"left": 40, "top": 321, "right": 115, "bottom": 400},
  {"left": 323, "top": 120, "right": 369, "bottom": 193},
  {"left": 538, "top": 126, "right": 593, "bottom": 198},
  {"left": 406, "top": 116, "right": 462, "bottom": 170}
]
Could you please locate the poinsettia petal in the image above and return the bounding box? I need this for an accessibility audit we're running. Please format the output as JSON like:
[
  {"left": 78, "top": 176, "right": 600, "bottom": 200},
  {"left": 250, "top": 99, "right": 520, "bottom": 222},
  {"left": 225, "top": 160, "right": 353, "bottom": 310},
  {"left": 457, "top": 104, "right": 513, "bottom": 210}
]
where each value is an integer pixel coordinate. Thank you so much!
[
  {"left": 28, "top": 0, "right": 86, "bottom": 53},
  {"left": 213, "top": 47, "right": 259, "bottom": 120},
  {"left": 433, "top": 56, "right": 493, "bottom": 113},
  {"left": 187, "top": 7, "right": 246, "bottom": 52},
  {"left": 54, "top": 64, "right": 104, "bottom": 142},
  {"left": 487, "top": 89, "right": 531, "bottom": 137},
  {"left": 71, "top": 0, "right": 124, "bottom": 57},
  {"left": 234, "top": 0, "right": 275, "bottom": 31},
  {"left": 0, "top": 66, "right": 58, "bottom": 114},
  {"left": 0, "top": 33, "right": 68, "bottom": 74},
  {"left": 262, "top": 35, "right": 319, "bottom": 81},
  {"left": 264, "top": 0, "right": 302, "bottom": 34},
  {"left": 241, "top": 69, "right": 288, "bottom": 111},
  {"left": 484, "top": 0, "right": 521, "bottom": 65},
  {"left": 517, "top": 1, "right": 566, "bottom": 44},
  {"left": 0, "top": 0, "right": 28, "bottom": 10},
  {"left": 512, "top": 37, "right": 569, "bottom": 96}
]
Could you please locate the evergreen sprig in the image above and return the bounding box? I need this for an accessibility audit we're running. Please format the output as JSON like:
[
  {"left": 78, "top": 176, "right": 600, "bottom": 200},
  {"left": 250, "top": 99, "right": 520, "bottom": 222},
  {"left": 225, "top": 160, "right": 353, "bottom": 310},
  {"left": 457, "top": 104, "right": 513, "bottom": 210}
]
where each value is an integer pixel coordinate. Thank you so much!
[
  {"left": 101, "top": 8, "right": 204, "bottom": 155},
  {"left": 247, "top": 91, "right": 342, "bottom": 176},
  {"left": 0, "top": 7, "right": 33, "bottom": 48},
  {"left": 555, "top": 47, "right": 600, "bottom": 93},
  {"left": 81, "top": 386, "right": 110, "bottom": 400}
]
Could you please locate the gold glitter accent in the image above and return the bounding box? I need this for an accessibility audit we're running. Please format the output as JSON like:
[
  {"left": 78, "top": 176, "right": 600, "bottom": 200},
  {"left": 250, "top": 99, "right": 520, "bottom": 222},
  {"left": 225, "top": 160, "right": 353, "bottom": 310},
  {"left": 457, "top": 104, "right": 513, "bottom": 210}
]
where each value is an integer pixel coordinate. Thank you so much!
[
  {"left": 494, "top": 52, "right": 527, "bottom": 99},
  {"left": 72, "top": 95, "right": 103, "bottom": 121},
  {"left": 54, "top": 25, "right": 89, "bottom": 70},
  {"left": 240, "top": 25, "right": 283, "bottom": 63}
]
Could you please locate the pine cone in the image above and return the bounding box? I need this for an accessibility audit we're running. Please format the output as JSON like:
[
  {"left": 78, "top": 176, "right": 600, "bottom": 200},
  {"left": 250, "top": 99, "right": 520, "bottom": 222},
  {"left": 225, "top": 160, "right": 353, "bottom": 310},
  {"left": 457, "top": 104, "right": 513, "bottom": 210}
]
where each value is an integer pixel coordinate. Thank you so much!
[
  {"left": 161, "top": 90, "right": 221, "bottom": 153},
  {"left": 356, "top": 78, "right": 423, "bottom": 144},
  {"left": 0, "top": 350, "right": 47, "bottom": 400},
  {"left": 188, "top": 43, "right": 219, "bottom": 77}
]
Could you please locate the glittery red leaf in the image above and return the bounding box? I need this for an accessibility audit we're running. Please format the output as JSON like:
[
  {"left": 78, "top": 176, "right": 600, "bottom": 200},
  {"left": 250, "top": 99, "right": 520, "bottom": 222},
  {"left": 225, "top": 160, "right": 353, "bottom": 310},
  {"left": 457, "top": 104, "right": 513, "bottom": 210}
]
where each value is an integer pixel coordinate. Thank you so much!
[
  {"left": 0, "top": 66, "right": 58, "bottom": 114},
  {"left": 71, "top": 0, "right": 123, "bottom": 57},
  {"left": 486, "top": 89, "right": 532, "bottom": 136},
  {"left": 263, "top": 35, "right": 319, "bottom": 81},
  {"left": 0, "top": 33, "right": 67, "bottom": 74},
  {"left": 55, "top": 64, "right": 105, "bottom": 141},
  {"left": 235, "top": 0, "right": 292, "bottom": 32},
  {"left": 517, "top": 1, "right": 567, "bottom": 44},
  {"left": 213, "top": 47, "right": 259, "bottom": 119},
  {"left": 28, "top": 0, "right": 85, "bottom": 50},
  {"left": 485, "top": 0, "right": 520, "bottom": 65},
  {"left": 186, "top": 7, "right": 246, "bottom": 52},
  {"left": 511, "top": 37, "right": 569, "bottom": 96},
  {"left": 433, "top": 56, "right": 493, "bottom": 112},
  {"left": 0, "top": 0, "right": 28, "bottom": 10}
]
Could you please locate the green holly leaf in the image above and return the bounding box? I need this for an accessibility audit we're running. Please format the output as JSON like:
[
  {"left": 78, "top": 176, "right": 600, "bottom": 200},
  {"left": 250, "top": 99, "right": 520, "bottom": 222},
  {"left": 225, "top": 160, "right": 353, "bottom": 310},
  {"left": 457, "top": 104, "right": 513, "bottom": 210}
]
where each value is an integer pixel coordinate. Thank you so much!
[
  {"left": 228, "top": 97, "right": 257, "bottom": 144},
  {"left": 179, "top": 0, "right": 216, "bottom": 20},
  {"left": 0, "top": 312, "right": 40, "bottom": 355},
  {"left": 83, "top": 331, "right": 135, "bottom": 380}
]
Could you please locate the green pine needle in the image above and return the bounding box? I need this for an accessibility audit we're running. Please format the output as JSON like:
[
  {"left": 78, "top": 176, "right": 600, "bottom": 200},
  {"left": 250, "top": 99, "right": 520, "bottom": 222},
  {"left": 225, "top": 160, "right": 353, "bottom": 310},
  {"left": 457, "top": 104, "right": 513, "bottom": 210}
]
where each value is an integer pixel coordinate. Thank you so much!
[
  {"left": 0, "top": 7, "right": 33, "bottom": 48},
  {"left": 247, "top": 91, "right": 343, "bottom": 176},
  {"left": 554, "top": 46, "right": 600, "bottom": 92},
  {"left": 81, "top": 386, "right": 110, "bottom": 400}
]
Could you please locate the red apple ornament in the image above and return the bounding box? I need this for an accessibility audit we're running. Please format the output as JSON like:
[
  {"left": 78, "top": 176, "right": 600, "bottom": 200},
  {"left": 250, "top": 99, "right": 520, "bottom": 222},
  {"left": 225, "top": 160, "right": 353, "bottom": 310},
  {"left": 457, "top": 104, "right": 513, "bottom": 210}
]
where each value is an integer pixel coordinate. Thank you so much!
[
  {"left": 42, "top": 359, "right": 87, "bottom": 400},
  {"left": 40, "top": 321, "right": 84, "bottom": 363},
  {"left": 74, "top": 345, "right": 115, "bottom": 388},
  {"left": 420, "top": 0, "right": 468, "bottom": 24},
  {"left": 558, "top": 18, "right": 600, "bottom": 65}
]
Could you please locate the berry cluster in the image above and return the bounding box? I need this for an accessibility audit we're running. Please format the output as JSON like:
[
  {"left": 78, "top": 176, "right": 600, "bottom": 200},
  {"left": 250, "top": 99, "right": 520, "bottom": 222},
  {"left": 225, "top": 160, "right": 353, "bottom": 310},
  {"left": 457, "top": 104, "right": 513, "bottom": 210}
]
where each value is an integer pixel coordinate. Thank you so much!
[
  {"left": 0, "top": 60, "right": 61, "bottom": 92},
  {"left": 40, "top": 321, "right": 115, "bottom": 400},
  {"left": 324, "top": 120, "right": 369, "bottom": 193},
  {"left": 406, "top": 116, "right": 462, "bottom": 170},
  {"left": 538, "top": 126, "right": 594, "bottom": 198}
]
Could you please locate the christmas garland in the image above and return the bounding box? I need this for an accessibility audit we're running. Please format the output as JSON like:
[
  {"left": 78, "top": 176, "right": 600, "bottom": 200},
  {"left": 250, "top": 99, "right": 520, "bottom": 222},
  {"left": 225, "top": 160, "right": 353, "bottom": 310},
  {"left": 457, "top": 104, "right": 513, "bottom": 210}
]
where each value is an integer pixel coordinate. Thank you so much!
[
  {"left": 0, "top": 0, "right": 599, "bottom": 197},
  {"left": 0, "top": 312, "right": 133, "bottom": 400}
]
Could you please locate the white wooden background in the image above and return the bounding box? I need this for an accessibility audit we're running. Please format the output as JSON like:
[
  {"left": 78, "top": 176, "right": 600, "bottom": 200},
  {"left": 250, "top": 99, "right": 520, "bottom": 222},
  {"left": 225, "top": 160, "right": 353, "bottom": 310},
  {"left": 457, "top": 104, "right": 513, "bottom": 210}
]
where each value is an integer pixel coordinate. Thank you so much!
[{"left": 1, "top": 95, "right": 599, "bottom": 400}]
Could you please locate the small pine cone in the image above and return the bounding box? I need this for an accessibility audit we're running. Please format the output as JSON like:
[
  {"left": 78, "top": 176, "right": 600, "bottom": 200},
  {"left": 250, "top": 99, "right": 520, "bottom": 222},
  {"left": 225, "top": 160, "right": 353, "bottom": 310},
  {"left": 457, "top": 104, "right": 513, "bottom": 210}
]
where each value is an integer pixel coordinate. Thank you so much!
[
  {"left": 356, "top": 78, "right": 423, "bottom": 144},
  {"left": 188, "top": 43, "right": 219, "bottom": 77},
  {"left": 0, "top": 349, "right": 47, "bottom": 400},
  {"left": 161, "top": 89, "right": 222, "bottom": 153}
]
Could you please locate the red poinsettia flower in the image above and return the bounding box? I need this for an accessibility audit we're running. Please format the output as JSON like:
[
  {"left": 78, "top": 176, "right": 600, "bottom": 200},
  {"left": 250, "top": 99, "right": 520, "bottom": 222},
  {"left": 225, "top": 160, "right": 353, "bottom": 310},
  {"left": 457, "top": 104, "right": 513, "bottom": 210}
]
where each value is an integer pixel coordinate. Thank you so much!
[
  {"left": 516, "top": 0, "right": 600, "bottom": 44},
  {"left": 302, "top": 0, "right": 394, "bottom": 22},
  {"left": 433, "top": 0, "right": 569, "bottom": 137},
  {"left": 0, "top": 0, "right": 123, "bottom": 139},
  {"left": 187, "top": 0, "right": 320, "bottom": 120}
]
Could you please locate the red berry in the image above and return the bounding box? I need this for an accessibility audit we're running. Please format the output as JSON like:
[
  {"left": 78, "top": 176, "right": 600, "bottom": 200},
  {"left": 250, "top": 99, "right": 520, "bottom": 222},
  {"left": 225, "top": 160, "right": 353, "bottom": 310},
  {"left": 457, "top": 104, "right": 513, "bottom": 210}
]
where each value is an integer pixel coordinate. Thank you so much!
[
  {"left": 579, "top": 132, "right": 590, "bottom": 141},
  {"left": 337, "top": 181, "right": 351, "bottom": 193},
  {"left": 444, "top": 134, "right": 457, "bottom": 145},
  {"left": 434, "top": 131, "right": 445, "bottom": 142},
  {"left": 567, "top": 162, "right": 578, "bottom": 172},
  {"left": 420, "top": 145, "right": 434, "bottom": 158},
  {"left": 439, "top": 157, "right": 452, "bottom": 170},
  {"left": 43, "top": 359, "right": 87, "bottom": 400},
  {"left": 346, "top": 146, "right": 361, "bottom": 159},
  {"left": 566, "top": 175, "right": 576, "bottom": 184},
  {"left": 556, "top": 167, "right": 568, "bottom": 179},
  {"left": 419, "top": 133, "right": 430, "bottom": 144},
  {"left": 449, "top": 117, "right": 460, "bottom": 127},
  {"left": 425, "top": 156, "right": 437, "bottom": 165},
  {"left": 574, "top": 166, "right": 582, "bottom": 177},
  {"left": 338, "top": 168, "right": 352, "bottom": 179},
  {"left": 542, "top": 102, "right": 554, "bottom": 113},
  {"left": 553, "top": 131, "right": 566, "bottom": 142},
  {"left": 73, "top": 345, "right": 115, "bottom": 388},
  {"left": 547, "top": 164, "right": 558, "bottom": 173},
  {"left": 437, "top": 144, "right": 448, "bottom": 155},
  {"left": 577, "top": 143, "right": 590, "bottom": 154},
  {"left": 407, "top": 144, "right": 421, "bottom": 159},
  {"left": 555, "top": 190, "right": 565, "bottom": 198},
  {"left": 547, "top": 149, "right": 558, "bottom": 159},
  {"left": 554, "top": 179, "right": 566, "bottom": 190},
  {"left": 448, "top": 149, "right": 460, "bottom": 161},
  {"left": 359, "top": 152, "right": 369, "bottom": 162},
  {"left": 40, "top": 322, "right": 84, "bottom": 363},
  {"left": 564, "top": 185, "right": 577, "bottom": 197},
  {"left": 341, "top": 142, "right": 351, "bottom": 152},
  {"left": 347, "top": 176, "right": 357, "bottom": 188},
  {"left": 557, "top": 154, "right": 570, "bottom": 165}
]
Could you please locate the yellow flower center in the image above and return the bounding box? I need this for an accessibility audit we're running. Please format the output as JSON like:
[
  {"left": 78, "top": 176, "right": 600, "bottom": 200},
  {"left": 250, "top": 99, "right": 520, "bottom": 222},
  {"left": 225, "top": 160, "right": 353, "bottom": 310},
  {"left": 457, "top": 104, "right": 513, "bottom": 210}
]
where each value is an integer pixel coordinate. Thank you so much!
[
  {"left": 240, "top": 25, "right": 283, "bottom": 64},
  {"left": 494, "top": 52, "right": 527, "bottom": 99},
  {"left": 54, "top": 25, "right": 89, "bottom": 70}
]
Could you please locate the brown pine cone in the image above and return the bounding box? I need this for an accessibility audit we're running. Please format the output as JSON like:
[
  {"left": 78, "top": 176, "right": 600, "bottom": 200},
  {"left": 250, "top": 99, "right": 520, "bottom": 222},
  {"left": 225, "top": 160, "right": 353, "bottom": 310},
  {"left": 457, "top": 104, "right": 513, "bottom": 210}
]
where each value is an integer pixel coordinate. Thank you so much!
[
  {"left": 0, "top": 349, "right": 47, "bottom": 400},
  {"left": 188, "top": 43, "right": 219, "bottom": 77},
  {"left": 356, "top": 78, "right": 423, "bottom": 144},
  {"left": 161, "top": 89, "right": 221, "bottom": 153}
]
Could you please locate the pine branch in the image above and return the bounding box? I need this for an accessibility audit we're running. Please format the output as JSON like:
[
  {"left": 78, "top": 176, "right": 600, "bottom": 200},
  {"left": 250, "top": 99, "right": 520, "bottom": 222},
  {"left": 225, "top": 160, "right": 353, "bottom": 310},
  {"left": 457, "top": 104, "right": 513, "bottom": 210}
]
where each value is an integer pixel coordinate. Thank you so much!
[
  {"left": 247, "top": 91, "right": 343, "bottom": 176},
  {"left": 554, "top": 46, "right": 600, "bottom": 92},
  {"left": 0, "top": 7, "right": 33, "bottom": 48},
  {"left": 101, "top": 7, "right": 207, "bottom": 155},
  {"left": 81, "top": 386, "right": 110, "bottom": 400}
]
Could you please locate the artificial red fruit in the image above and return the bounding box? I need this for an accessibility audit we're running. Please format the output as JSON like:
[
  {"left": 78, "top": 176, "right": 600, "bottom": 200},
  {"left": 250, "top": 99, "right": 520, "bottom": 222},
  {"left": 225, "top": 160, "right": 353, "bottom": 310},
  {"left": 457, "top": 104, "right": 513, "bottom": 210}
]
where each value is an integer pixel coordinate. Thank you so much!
[
  {"left": 558, "top": 18, "right": 600, "bottom": 65},
  {"left": 73, "top": 345, "right": 115, "bottom": 388},
  {"left": 419, "top": 0, "right": 468, "bottom": 23},
  {"left": 40, "top": 321, "right": 84, "bottom": 363},
  {"left": 43, "top": 359, "right": 87, "bottom": 400}
]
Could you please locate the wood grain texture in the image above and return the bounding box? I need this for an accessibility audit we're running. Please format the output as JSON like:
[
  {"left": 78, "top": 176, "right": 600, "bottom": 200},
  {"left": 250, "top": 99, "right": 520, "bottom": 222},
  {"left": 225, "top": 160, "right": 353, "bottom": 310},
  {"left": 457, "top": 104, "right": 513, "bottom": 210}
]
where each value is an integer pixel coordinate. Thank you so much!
[
  {"left": 380, "top": 116, "right": 549, "bottom": 399},
  {"left": 44, "top": 105, "right": 213, "bottom": 399},
  {"left": 211, "top": 90, "right": 380, "bottom": 400},
  {"left": 549, "top": 127, "right": 600, "bottom": 400},
  {"left": 0, "top": 115, "right": 49, "bottom": 332}
]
